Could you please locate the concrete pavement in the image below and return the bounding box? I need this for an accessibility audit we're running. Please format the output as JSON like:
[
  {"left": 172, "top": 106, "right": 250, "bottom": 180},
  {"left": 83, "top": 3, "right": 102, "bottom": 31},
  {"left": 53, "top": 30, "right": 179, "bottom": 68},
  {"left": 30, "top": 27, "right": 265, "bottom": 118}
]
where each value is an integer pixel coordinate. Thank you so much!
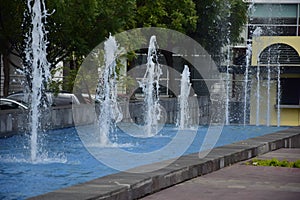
[{"left": 141, "top": 148, "right": 300, "bottom": 200}]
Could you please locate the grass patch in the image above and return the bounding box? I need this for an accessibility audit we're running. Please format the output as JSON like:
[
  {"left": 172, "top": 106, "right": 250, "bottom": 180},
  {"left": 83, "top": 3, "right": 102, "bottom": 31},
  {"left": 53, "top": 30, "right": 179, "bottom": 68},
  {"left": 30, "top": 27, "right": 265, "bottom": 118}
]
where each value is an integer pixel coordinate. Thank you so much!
[{"left": 246, "top": 158, "right": 300, "bottom": 168}]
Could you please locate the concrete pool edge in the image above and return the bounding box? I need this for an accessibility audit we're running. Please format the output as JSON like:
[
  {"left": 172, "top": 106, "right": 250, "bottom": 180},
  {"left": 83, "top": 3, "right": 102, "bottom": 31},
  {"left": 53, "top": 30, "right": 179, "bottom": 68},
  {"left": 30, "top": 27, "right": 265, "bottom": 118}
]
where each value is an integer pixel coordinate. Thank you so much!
[{"left": 29, "top": 127, "right": 300, "bottom": 200}]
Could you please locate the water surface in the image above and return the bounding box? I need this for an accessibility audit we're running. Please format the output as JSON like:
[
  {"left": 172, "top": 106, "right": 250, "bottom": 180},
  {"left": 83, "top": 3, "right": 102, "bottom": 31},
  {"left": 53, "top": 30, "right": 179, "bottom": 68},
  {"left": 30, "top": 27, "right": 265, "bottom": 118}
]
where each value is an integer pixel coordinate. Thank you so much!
[{"left": 0, "top": 125, "right": 288, "bottom": 199}]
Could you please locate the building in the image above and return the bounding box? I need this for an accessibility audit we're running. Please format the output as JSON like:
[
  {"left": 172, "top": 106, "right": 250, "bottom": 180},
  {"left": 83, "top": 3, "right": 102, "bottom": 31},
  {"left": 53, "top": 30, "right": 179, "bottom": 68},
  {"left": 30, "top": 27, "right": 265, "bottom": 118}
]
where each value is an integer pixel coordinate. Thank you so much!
[
  {"left": 227, "top": 0, "right": 300, "bottom": 126},
  {"left": 248, "top": 0, "right": 300, "bottom": 126}
]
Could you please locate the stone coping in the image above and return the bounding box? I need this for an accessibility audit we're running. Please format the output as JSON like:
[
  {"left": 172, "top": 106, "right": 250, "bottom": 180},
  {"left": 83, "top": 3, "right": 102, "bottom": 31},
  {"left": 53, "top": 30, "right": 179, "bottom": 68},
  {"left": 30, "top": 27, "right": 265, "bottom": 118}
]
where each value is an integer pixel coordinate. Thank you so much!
[{"left": 29, "top": 127, "right": 300, "bottom": 200}]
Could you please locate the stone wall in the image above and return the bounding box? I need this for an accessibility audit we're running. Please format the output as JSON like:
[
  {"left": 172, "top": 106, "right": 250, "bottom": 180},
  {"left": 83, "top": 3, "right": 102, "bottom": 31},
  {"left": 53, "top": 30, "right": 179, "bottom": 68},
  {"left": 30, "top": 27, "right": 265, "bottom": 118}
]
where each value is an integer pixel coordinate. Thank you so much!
[
  {"left": 122, "top": 96, "right": 209, "bottom": 125},
  {"left": 0, "top": 109, "right": 27, "bottom": 137},
  {"left": 0, "top": 96, "right": 210, "bottom": 138},
  {"left": 0, "top": 104, "right": 100, "bottom": 138}
]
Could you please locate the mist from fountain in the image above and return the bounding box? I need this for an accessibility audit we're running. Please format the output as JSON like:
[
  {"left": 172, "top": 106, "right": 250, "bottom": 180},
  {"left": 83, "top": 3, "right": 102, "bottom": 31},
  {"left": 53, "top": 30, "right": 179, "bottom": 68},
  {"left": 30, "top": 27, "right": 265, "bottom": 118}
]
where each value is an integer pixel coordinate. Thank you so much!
[
  {"left": 177, "top": 65, "right": 191, "bottom": 129},
  {"left": 139, "top": 36, "right": 162, "bottom": 137},
  {"left": 95, "top": 35, "right": 123, "bottom": 146},
  {"left": 24, "top": 0, "right": 50, "bottom": 162}
]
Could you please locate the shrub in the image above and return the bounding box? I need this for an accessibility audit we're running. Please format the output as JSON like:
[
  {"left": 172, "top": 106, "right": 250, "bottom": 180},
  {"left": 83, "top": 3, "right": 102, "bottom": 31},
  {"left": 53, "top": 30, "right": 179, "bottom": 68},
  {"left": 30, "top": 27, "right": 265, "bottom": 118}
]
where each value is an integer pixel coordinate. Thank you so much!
[
  {"left": 247, "top": 158, "right": 300, "bottom": 168},
  {"left": 293, "top": 160, "right": 300, "bottom": 168}
]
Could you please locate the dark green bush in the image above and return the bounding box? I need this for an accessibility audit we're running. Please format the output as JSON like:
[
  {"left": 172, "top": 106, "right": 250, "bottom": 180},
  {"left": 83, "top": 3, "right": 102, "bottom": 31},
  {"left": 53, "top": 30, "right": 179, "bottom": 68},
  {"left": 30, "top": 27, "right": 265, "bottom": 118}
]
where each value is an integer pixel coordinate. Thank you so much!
[{"left": 293, "top": 160, "right": 300, "bottom": 168}]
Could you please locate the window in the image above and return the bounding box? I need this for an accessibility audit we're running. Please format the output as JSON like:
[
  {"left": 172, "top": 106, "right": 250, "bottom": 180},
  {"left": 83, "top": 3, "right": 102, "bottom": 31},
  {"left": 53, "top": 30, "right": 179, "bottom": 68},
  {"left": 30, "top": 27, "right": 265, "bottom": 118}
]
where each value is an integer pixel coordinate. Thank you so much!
[
  {"left": 251, "top": 4, "right": 297, "bottom": 18},
  {"left": 247, "top": 4, "right": 299, "bottom": 38},
  {"left": 280, "top": 78, "right": 300, "bottom": 105},
  {"left": 259, "top": 43, "right": 300, "bottom": 65}
]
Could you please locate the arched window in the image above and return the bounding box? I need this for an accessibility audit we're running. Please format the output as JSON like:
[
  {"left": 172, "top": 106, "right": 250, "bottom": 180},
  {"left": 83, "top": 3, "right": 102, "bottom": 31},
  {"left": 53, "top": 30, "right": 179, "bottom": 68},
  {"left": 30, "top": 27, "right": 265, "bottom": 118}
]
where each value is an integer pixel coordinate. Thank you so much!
[{"left": 259, "top": 43, "right": 300, "bottom": 65}]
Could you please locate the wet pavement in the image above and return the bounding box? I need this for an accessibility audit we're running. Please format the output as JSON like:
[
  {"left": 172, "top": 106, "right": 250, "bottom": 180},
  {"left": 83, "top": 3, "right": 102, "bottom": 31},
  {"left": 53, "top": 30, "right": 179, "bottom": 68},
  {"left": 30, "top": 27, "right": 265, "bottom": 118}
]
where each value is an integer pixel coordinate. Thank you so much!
[{"left": 141, "top": 148, "right": 300, "bottom": 200}]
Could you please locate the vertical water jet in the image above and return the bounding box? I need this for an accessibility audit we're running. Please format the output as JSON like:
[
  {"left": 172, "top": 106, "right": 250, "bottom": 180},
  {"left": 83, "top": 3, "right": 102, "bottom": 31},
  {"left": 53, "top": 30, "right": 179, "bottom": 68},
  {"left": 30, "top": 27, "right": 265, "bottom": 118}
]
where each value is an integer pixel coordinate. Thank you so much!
[
  {"left": 96, "top": 35, "right": 123, "bottom": 146},
  {"left": 177, "top": 65, "right": 191, "bottom": 129},
  {"left": 243, "top": 43, "right": 251, "bottom": 125},
  {"left": 25, "top": 0, "right": 50, "bottom": 162},
  {"left": 256, "top": 62, "right": 260, "bottom": 126},
  {"left": 139, "top": 36, "right": 162, "bottom": 136},
  {"left": 266, "top": 64, "right": 271, "bottom": 126},
  {"left": 277, "top": 63, "right": 281, "bottom": 127},
  {"left": 225, "top": 45, "right": 230, "bottom": 125}
]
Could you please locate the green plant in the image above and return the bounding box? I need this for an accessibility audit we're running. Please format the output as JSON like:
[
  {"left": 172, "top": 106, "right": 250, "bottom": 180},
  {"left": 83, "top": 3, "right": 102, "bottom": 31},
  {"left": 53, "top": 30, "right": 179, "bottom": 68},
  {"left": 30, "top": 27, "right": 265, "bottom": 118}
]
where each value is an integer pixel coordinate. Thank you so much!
[
  {"left": 293, "top": 160, "right": 300, "bottom": 168},
  {"left": 279, "top": 160, "right": 289, "bottom": 167},
  {"left": 247, "top": 158, "right": 300, "bottom": 168},
  {"left": 269, "top": 158, "right": 279, "bottom": 166}
]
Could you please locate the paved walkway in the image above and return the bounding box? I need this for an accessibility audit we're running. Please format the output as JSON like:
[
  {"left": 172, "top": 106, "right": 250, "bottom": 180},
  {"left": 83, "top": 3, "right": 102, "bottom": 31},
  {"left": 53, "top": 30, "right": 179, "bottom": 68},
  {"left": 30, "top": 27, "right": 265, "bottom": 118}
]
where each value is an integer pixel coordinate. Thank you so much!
[{"left": 141, "top": 148, "right": 300, "bottom": 200}]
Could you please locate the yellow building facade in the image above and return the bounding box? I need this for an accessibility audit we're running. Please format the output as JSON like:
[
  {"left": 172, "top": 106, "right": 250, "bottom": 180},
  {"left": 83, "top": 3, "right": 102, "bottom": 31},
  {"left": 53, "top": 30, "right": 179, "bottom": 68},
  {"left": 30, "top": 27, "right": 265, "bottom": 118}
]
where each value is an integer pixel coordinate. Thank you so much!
[{"left": 250, "top": 36, "right": 300, "bottom": 126}]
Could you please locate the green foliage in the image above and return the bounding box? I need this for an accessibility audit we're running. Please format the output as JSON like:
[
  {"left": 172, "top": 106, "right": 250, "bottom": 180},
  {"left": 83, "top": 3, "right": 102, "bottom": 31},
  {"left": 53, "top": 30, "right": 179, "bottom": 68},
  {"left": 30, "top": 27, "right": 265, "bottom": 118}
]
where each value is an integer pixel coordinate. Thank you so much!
[
  {"left": 190, "top": 0, "right": 247, "bottom": 62},
  {"left": 293, "top": 160, "right": 300, "bottom": 168},
  {"left": 63, "top": 67, "right": 79, "bottom": 92},
  {"left": 247, "top": 158, "right": 300, "bottom": 168},
  {"left": 0, "top": 0, "right": 247, "bottom": 94},
  {"left": 135, "top": 0, "right": 197, "bottom": 33},
  {"left": 279, "top": 160, "right": 290, "bottom": 167},
  {"left": 48, "top": 66, "right": 63, "bottom": 95},
  {"left": 48, "top": 65, "right": 79, "bottom": 93},
  {"left": 0, "top": 0, "right": 137, "bottom": 67},
  {"left": 0, "top": 0, "right": 25, "bottom": 58}
]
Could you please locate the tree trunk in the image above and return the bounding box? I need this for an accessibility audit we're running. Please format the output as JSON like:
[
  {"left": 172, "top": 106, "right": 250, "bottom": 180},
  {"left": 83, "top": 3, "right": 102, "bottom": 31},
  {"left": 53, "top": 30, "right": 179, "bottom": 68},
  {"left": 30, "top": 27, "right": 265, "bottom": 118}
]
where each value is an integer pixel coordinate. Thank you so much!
[{"left": 3, "top": 52, "right": 10, "bottom": 97}]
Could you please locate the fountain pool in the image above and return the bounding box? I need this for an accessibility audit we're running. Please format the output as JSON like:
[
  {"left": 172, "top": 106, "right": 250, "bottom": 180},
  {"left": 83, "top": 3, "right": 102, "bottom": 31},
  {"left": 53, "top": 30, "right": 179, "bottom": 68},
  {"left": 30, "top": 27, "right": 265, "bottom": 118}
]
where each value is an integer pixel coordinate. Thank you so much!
[{"left": 0, "top": 125, "right": 288, "bottom": 199}]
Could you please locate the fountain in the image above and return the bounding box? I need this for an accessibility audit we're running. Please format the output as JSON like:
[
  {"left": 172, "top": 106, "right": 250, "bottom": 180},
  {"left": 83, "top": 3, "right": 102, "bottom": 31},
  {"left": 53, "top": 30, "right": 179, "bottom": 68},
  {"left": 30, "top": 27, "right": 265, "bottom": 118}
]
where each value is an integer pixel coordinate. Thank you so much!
[
  {"left": 266, "top": 58, "right": 271, "bottom": 126},
  {"left": 243, "top": 43, "right": 251, "bottom": 126},
  {"left": 277, "top": 63, "right": 281, "bottom": 127},
  {"left": 24, "top": 0, "right": 50, "bottom": 162},
  {"left": 177, "top": 65, "right": 191, "bottom": 129},
  {"left": 139, "top": 35, "right": 162, "bottom": 136},
  {"left": 95, "top": 34, "right": 123, "bottom": 146},
  {"left": 225, "top": 45, "right": 230, "bottom": 125},
  {"left": 264, "top": 44, "right": 276, "bottom": 127},
  {"left": 256, "top": 60, "right": 260, "bottom": 126},
  {"left": 0, "top": 28, "right": 291, "bottom": 199},
  {"left": 252, "top": 27, "right": 262, "bottom": 126},
  {"left": 1, "top": 0, "right": 297, "bottom": 198}
]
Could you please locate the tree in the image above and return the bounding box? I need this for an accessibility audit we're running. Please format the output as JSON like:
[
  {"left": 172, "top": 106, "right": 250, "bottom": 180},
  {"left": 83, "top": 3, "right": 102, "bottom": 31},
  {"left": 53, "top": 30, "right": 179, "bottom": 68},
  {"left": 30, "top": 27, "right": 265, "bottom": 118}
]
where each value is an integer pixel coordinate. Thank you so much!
[
  {"left": 0, "top": 0, "right": 136, "bottom": 94},
  {"left": 189, "top": 0, "right": 247, "bottom": 63},
  {"left": 0, "top": 0, "right": 246, "bottom": 96},
  {"left": 133, "top": 0, "right": 198, "bottom": 96},
  {"left": 135, "top": 0, "right": 197, "bottom": 33},
  {"left": 0, "top": 0, "right": 25, "bottom": 96}
]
